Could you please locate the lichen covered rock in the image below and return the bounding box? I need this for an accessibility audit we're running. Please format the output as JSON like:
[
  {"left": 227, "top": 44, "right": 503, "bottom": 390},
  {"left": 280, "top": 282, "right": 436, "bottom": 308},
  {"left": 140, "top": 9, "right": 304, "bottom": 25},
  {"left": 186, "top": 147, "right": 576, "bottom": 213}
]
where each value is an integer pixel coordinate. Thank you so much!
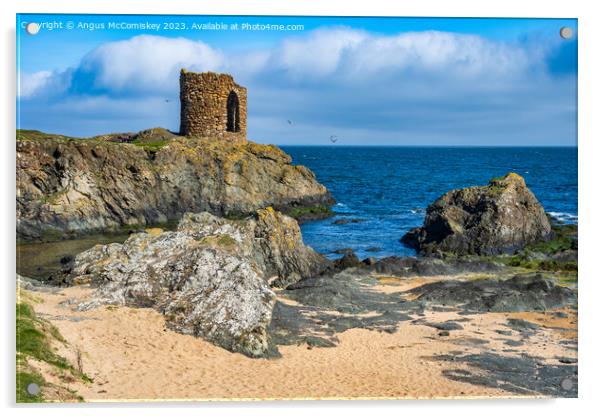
[
  {"left": 63, "top": 209, "right": 328, "bottom": 357},
  {"left": 402, "top": 173, "right": 552, "bottom": 255},
  {"left": 17, "top": 129, "right": 334, "bottom": 240}
]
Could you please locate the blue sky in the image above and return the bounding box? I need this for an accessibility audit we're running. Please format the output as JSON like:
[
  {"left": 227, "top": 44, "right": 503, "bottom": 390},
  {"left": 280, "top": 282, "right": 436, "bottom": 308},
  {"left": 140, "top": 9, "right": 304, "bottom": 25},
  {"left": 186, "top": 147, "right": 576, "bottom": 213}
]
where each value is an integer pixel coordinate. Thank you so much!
[{"left": 17, "top": 14, "right": 577, "bottom": 145}]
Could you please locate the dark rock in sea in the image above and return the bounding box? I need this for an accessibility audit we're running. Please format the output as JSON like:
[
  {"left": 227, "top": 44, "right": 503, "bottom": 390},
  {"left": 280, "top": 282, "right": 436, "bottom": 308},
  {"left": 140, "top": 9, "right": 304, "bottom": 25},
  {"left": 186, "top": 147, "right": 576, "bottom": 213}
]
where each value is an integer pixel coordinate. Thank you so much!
[
  {"left": 365, "top": 247, "right": 381, "bottom": 252},
  {"left": 332, "top": 248, "right": 355, "bottom": 255},
  {"left": 408, "top": 273, "right": 576, "bottom": 313},
  {"left": 401, "top": 173, "right": 553, "bottom": 256},
  {"left": 16, "top": 129, "right": 334, "bottom": 241},
  {"left": 333, "top": 218, "right": 365, "bottom": 225},
  {"left": 62, "top": 209, "right": 328, "bottom": 358}
]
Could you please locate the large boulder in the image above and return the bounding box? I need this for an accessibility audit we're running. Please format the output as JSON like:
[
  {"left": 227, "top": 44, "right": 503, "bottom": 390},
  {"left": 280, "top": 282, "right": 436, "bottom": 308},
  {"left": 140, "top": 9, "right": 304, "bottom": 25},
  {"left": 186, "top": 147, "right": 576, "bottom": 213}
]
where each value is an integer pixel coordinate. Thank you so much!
[
  {"left": 17, "top": 129, "right": 334, "bottom": 241},
  {"left": 64, "top": 209, "right": 328, "bottom": 357},
  {"left": 402, "top": 173, "right": 552, "bottom": 255}
]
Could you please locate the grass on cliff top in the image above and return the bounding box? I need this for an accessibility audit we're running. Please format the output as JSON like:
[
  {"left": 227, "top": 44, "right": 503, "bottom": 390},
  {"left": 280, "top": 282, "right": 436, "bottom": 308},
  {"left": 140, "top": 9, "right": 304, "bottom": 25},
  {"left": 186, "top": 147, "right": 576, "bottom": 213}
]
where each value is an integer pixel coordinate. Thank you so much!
[
  {"left": 17, "top": 129, "right": 77, "bottom": 142},
  {"left": 130, "top": 128, "right": 178, "bottom": 151},
  {"left": 16, "top": 301, "right": 90, "bottom": 402},
  {"left": 131, "top": 139, "right": 169, "bottom": 152},
  {"left": 17, "top": 128, "right": 174, "bottom": 149},
  {"left": 17, "top": 129, "right": 283, "bottom": 161}
]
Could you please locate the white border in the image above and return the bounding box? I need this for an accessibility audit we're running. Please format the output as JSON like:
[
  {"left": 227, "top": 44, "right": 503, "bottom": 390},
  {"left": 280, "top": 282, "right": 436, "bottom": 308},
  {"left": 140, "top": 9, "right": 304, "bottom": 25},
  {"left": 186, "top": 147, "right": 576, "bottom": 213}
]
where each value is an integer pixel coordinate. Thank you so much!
[{"left": 2, "top": 0, "right": 600, "bottom": 415}]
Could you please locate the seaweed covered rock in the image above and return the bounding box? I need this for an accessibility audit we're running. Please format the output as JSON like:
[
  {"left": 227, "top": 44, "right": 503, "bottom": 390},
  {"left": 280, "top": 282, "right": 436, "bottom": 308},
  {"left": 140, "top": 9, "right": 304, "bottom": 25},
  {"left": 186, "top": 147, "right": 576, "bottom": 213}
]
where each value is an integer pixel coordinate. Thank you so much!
[
  {"left": 17, "top": 129, "right": 334, "bottom": 241},
  {"left": 402, "top": 173, "right": 552, "bottom": 255},
  {"left": 63, "top": 209, "right": 328, "bottom": 357}
]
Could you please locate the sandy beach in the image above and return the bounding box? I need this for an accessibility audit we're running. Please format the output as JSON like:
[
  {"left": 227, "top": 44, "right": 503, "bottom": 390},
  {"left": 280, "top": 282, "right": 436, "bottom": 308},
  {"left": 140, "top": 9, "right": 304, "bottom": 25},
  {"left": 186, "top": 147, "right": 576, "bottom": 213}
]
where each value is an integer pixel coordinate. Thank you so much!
[{"left": 23, "top": 275, "right": 577, "bottom": 402}]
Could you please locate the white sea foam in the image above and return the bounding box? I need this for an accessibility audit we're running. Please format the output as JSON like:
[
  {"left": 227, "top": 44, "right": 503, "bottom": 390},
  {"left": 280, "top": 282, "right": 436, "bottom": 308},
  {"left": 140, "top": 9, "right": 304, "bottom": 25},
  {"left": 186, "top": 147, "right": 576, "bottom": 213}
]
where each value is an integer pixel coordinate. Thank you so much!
[{"left": 548, "top": 212, "right": 578, "bottom": 224}]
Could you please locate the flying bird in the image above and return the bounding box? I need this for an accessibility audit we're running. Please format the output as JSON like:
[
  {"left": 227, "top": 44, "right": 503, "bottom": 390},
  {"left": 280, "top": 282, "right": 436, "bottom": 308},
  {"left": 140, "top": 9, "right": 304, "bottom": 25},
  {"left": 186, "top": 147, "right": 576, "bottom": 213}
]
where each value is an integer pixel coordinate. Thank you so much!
[
  {"left": 287, "top": 119, "right": 293, "bottom": 125},
  {"left": 165, "top": 99, "right": 172, "bottom": 103},
  {"left": 330, "top": 135, "right": 338, "bottom": 143}
]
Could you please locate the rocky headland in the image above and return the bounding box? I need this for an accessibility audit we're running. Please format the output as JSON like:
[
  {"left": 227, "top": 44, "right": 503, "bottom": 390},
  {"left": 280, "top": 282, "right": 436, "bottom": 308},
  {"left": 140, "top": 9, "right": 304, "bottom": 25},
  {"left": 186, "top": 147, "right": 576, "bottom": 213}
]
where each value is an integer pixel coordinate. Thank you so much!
[{"left": 17, "top": 128, "right": 334, "bottom": 241}]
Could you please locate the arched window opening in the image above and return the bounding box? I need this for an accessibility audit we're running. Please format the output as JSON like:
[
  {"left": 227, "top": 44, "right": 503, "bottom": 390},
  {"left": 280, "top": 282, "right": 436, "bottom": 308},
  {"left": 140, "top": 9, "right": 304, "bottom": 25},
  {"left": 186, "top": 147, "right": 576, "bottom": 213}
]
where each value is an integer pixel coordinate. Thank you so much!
[{"left": 226, "top": 91, "right": 240, "bottom": 132}]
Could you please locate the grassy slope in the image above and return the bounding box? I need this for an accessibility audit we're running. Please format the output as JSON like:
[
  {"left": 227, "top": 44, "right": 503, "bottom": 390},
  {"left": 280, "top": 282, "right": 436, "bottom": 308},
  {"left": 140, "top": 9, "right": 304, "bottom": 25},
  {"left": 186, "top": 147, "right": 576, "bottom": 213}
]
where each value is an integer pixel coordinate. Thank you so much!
[{"left": 16, "top": 297, "right": 91, "bottom": 402}]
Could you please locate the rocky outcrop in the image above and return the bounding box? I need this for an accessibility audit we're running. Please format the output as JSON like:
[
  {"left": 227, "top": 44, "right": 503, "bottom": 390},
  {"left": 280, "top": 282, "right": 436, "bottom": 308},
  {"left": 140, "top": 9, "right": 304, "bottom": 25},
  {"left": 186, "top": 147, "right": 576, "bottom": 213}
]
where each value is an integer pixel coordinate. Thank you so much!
[
  {"left": 61, "top": 209, "right": 328, "bottom": 357},
  {"left": 17, "top": 129, "right": 334, "bottom": 241},
  {"left": 408, "top": 274, "right": 576, "bottom": 312},
  {"left": 368, "top": 256, "right": 505, "bottom": 276},
  {"left": 401, "top": 173, "right": 552, "bottom": 255}
]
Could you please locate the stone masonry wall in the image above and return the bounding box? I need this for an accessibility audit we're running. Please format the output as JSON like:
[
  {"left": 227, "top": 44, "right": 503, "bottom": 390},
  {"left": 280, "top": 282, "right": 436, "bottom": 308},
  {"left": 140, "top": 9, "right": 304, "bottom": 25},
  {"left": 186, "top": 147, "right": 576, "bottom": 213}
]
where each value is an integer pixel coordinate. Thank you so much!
[{"left": 179, "top": 70, "right": 247, "bottom": 143}]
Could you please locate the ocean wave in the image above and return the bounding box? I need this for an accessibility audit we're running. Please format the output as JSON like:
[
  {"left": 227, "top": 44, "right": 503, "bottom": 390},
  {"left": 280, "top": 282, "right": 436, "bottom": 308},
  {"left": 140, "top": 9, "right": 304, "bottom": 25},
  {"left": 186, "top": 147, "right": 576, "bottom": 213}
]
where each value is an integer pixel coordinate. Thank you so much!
[
  {"left": 548, "top": 211, "right": 578, "bottom": 224},
  {"left": 333, "top": 202, "right": 358, "bottom": 215}
]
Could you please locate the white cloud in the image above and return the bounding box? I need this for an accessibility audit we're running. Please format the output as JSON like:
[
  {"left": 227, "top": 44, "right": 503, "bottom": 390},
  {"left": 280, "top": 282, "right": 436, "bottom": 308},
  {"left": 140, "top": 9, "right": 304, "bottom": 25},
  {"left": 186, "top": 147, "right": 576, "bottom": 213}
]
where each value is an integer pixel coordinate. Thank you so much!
[
  {"left": 19, "top": 29, "right": 545, "bottom": 98},
  {"left": 338, "top": 30, "right": 534, "bottom": 78},
  {"left": 265, "top": 27, "right": 369, "bottom": 79},
  {"left": 19, "top": 71, "right": 55, "bottom": 98},
  {"left": 245, "top": 28, "right": 540, "bottom": 83},
  {"left": 74, "top": 35, "right": 225, "bottom": 95}
]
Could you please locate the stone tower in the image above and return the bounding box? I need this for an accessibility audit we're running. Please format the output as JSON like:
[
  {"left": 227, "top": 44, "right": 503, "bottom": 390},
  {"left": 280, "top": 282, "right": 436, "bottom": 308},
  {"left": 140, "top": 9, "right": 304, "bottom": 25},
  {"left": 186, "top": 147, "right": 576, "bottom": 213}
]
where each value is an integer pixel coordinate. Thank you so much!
[{"left": 179, "top": 69, "right": 247, "bottom": 143}]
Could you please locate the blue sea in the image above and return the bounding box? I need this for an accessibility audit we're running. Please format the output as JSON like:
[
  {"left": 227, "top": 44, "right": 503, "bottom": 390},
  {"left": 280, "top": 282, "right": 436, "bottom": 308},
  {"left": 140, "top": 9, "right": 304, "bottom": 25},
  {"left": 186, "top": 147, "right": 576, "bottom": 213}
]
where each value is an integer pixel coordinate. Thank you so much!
[{"left": 281, "top": 147, "right": 578, "bottom": 260}]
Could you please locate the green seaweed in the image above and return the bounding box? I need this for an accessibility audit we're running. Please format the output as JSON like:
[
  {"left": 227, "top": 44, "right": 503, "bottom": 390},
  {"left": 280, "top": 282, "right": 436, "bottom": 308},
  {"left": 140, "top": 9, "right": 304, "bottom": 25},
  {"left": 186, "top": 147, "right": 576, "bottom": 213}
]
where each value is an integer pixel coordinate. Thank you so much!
[
  {"left": 286, "top": 204, "right": 333, "bottom": 220},
  {"left": 486, "top": 222, "right": 578, "bottom": 274}
]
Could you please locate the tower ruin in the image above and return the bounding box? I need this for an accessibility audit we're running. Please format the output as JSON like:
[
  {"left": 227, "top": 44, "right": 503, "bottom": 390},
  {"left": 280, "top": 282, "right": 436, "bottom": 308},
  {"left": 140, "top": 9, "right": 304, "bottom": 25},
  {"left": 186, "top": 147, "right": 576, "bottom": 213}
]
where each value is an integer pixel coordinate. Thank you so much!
[{"left": 179, "top": 69, "right": 247, "bottom": 143}]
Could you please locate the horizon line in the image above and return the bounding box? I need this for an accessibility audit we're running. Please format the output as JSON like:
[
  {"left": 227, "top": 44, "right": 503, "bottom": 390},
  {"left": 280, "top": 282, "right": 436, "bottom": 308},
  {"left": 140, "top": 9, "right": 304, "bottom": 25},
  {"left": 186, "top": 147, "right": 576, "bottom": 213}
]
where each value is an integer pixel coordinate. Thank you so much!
[
  {"left": 14, "top": 128, "right": 577, "bottom": 148},
  {"left": 276, "top": 144, "right": 578, "bottom": 148}
]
